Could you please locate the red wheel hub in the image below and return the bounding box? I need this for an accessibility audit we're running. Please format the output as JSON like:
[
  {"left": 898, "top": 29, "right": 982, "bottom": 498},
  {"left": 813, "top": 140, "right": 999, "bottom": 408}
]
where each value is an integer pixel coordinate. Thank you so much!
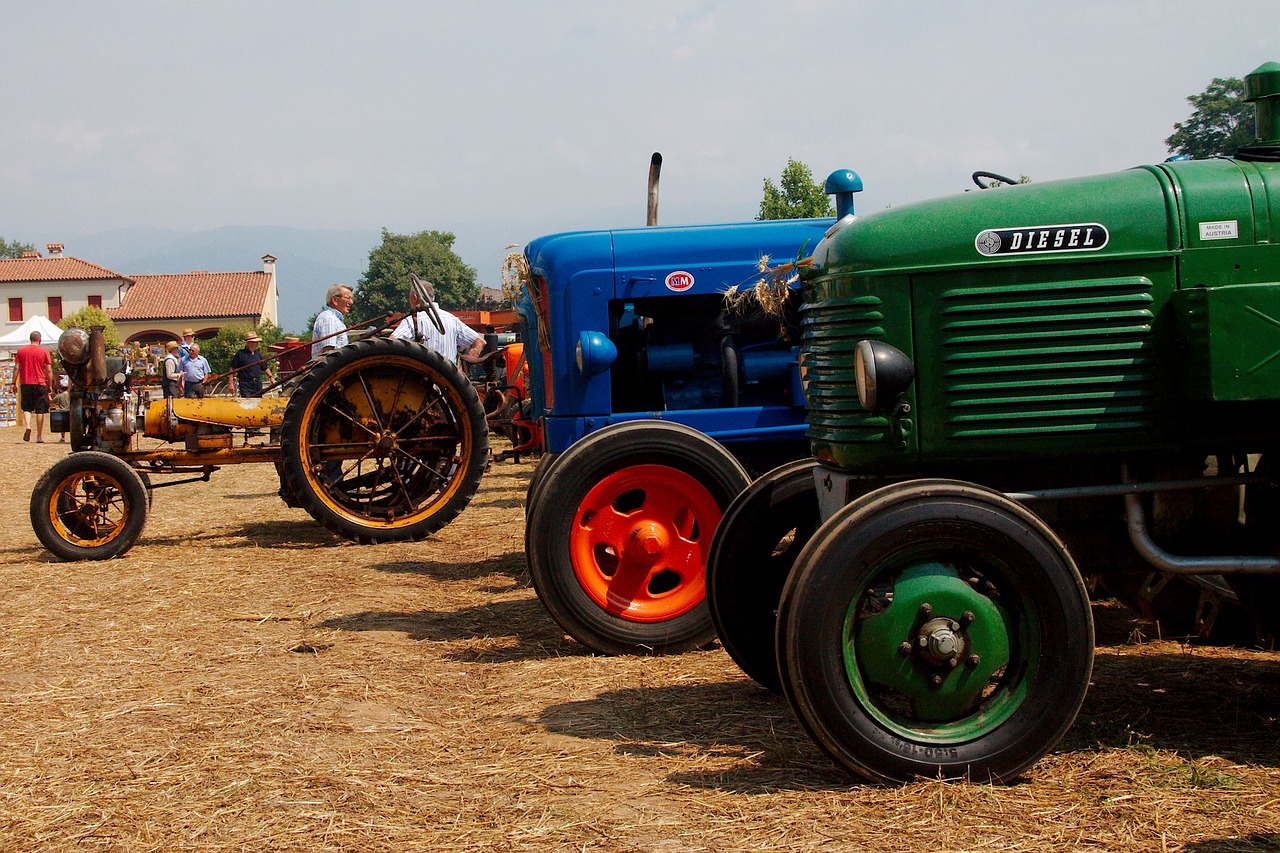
[{"left": 569, "top": 463, "right": 722, "bottom": 622}]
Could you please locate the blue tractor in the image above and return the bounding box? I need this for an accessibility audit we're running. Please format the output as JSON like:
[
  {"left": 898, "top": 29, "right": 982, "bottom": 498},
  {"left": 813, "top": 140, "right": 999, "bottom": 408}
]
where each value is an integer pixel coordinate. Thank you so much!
[{"left": 514, "top": 163, "right": 852, "bottom": 654}]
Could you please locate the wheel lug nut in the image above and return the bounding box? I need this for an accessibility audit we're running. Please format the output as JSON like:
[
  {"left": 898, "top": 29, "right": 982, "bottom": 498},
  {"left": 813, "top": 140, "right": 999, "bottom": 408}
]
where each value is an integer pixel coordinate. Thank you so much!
[
  {"left": 930, "top": 675, "right": 943, "bottom": 687},
  {"left": 960, "top": 610, "right": 975, "bottom": 626},
  {"left": 898, "top": 642, "right": 913, "bottom": 656},
  {"left": 967, "top": 654, "right": 981, "bottom": 667},
  {"left": 919, "top": 603, "right": 932, "bottom": 617}
]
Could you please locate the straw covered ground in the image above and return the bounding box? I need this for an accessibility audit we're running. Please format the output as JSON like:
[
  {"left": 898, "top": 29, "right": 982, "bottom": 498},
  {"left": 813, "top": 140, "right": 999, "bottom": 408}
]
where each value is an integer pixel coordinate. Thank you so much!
[{"left": 0, "top": 428, "right": 1278, "bottom": 851}]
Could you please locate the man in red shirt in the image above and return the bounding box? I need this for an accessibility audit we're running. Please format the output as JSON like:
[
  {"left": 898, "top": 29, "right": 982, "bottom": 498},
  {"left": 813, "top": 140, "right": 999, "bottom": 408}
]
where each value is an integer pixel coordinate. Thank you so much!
[{"left": 11, "top": 331, "right": 53, "bottom": 443}]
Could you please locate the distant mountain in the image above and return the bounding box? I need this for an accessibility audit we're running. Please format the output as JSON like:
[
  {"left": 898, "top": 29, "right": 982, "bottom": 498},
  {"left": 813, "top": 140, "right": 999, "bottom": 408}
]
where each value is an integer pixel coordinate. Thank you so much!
[{"left": 63, "top": 225, "right": 379, "bottom": 335}]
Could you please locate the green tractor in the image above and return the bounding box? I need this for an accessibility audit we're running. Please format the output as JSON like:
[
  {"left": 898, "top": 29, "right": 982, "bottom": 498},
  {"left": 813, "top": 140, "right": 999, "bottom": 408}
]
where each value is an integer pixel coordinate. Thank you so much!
[{"left": 704, "top": 62, "right": 1280, "bottom": 783}]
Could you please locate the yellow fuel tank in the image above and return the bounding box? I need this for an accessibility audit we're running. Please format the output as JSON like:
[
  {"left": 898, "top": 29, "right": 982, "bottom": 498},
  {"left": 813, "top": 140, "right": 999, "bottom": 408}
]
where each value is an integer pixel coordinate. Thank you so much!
[{"left": 143, "top": 396, "right": 291, "bottom": 440}]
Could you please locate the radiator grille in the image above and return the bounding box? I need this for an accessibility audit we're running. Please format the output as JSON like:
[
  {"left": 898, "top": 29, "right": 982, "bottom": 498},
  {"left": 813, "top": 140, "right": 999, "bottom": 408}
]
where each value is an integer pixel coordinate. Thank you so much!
[
  {"left": 800, "top": 293, "right": 888, "bottom": 443},
  {"left": 937, "top": 276, "right": 1156, "bottom": 438}
]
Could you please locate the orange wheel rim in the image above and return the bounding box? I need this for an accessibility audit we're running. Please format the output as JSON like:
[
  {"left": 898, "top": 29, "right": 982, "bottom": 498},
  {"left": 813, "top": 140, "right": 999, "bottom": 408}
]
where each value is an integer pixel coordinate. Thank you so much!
[
  {"left": 297, "top": 355, "right": 473, "bottom": 529},
  {"left": 569, "top": 464, "right": 722, "bottom": 622},
  {"left": 47, "top": 472, "right": 130, "bottom": 547}
]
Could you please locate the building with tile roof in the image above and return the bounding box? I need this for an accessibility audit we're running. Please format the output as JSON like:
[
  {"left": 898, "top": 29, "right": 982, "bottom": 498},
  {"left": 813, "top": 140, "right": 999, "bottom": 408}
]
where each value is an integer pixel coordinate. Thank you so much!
[
  {"left": 109, "top": 255, "right": 278, "bottom": 345},
  {"left": 0, "top": 244, "right": 131, "bottom": 328},
  {"left": 0, "top": 244, "right": 278, "bottom": 347}
]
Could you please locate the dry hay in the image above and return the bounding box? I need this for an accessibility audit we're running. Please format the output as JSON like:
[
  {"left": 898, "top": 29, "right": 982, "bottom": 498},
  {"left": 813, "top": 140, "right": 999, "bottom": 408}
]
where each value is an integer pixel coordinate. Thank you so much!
[
  {"left": 0, "top": 427, "right": 1277, "bottom": 851},
  {"left": 721, "top": 253, "right": 817, "bottom": 322}
]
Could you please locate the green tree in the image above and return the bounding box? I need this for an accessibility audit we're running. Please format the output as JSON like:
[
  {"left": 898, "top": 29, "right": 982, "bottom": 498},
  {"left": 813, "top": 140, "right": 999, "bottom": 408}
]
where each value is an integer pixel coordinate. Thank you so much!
[
  {"left": 353, "top": 229, "right": 479, "bottom": 323},
  {"left": 200, "top": 319, "right": 286, "bottom": 376},
  {"left": 0, "top": 236, "right": 35, "bottom": 259},
  {"left": 757, "top": 159, "right": 835, "bottom": 220},
  {"left": 1166, "top": 76, "right": 1256, "bottom": 159},
  {"left": 58, "top": 306, "right": 122, "bottom": 353}
]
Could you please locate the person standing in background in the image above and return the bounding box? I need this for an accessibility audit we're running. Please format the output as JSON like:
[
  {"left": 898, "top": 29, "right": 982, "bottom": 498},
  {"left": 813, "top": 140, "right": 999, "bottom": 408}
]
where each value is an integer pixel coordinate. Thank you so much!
[
  {"left": 179, "top": 328, "right": 196, "bottom": 359},
  {"left": 11, "top": 330, "right": 52, "bottom": 443},
  {"left": 180, "top": 343, "right": 211, "bottom": 398},
  {"left": 161, "top": 341, "right": 182, "bottom": 400},
  {"left": 51, "top": 375, "right": 69, "bottom": 442},
  {"left": 391, "top": 280, "right": 486, "bottom": 364},
  {"left": 311, "top": 284, "right": 353, "bottom": 359},
  {"left": 229, "top": 333, "right": 272, "bottom": 398}
]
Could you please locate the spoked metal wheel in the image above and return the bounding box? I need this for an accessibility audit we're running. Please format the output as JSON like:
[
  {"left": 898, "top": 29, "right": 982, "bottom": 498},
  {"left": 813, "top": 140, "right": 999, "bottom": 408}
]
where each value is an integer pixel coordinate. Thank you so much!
[
  {"left": 30, "top": 451, "right": 149, "bottom": 561},
  {"left": 705, "top": 458, "right": 821, "bottom": 692},
  {"left": 526, "top": 421, "right": 750, "bottom": 655},
  {"left": 279, "top": 338, "right": 489, "bottom": 543},
  {"left": 778, "top": 478, "right": 1094, "bottom": 784}
]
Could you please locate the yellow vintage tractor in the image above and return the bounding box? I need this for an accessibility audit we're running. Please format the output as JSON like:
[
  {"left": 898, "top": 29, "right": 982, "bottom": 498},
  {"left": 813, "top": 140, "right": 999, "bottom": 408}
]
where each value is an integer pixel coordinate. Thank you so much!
[{"left": 30, "top": 286, "right": 488, "bottom": 561}]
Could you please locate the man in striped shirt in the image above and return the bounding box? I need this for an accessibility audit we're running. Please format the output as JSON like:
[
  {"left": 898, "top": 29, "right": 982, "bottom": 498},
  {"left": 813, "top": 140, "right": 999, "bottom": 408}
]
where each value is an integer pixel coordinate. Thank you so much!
[
  {"left": 311, "top": 283, "right": 354, "bottom": 359},
  {"left": 390, "top": 281, "right": 485, "bottom": 364}
]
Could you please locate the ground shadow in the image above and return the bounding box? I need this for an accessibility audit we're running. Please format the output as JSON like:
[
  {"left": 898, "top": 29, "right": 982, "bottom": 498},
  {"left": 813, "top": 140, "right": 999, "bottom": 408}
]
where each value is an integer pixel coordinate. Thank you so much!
[
  {"left": 1064, "top": 647, "right": 1280, "bottom": 767},
  {"left": 368, "top": 551, "right": 526, "bottom": 585},
  {"left": 469, "top": 496, "right": 526, "bottom": 511},
  {"left": 155, "top": 520, "right": 344, "bottom": 549},
  {"left": 537, "top": 679, "right": 854, "bottom": 792},
  {"left": 317, "top": 597, "right": 584, "bottom": 662},
  {"left": 1183, "top": 835, "right": 1280, "bottom": 853},
  {"left": 535, "top": 642, "right": 1280, "bottom": 792}
]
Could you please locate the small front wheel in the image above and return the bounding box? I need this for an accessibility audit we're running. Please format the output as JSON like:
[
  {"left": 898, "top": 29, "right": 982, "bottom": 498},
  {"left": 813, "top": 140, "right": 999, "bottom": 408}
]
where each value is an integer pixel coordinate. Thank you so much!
[
  {"left": 778, "top": 479, "right": 1093, "bottom": 784},
  {"left": 526, "top": 421, "right": 750, "bottom": 655},
  {"left": 30, "top": 451, "right": 149, "bottom": 561}
]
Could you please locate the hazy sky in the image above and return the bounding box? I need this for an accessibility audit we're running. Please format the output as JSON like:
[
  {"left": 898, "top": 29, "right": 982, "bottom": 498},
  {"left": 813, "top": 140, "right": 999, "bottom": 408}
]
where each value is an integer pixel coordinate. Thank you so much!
[{"left": 2, "top": 0, "right": 1275, "bottom": 287}]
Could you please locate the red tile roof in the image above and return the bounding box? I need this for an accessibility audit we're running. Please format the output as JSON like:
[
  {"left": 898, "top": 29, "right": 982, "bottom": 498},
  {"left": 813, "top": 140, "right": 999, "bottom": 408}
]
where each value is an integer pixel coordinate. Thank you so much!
[
  {"left": 108, "top": 271, "right": 274, "bottom": 321},
  {"left": 0, "top": 255, "right": 129, "bottom": 283}
]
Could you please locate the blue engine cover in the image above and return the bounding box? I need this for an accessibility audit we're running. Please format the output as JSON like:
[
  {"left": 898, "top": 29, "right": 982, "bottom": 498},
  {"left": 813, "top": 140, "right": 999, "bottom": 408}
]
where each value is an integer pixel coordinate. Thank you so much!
[{"left": 518, "top": 217, "right": 832, "bottom": 455}]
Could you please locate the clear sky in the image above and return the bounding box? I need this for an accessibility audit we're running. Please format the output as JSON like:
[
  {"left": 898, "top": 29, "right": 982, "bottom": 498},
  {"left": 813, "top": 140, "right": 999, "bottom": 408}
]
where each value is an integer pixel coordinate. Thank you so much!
[{"left": 2, "top": 0, "right": 1275, "bottom": 293}]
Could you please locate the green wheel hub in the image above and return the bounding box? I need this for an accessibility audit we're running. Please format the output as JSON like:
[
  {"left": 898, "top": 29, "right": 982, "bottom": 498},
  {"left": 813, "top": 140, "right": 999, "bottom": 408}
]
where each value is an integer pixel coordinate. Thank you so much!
[{"left": 846, "top": 561, "right": 1034, "bottom": 737}]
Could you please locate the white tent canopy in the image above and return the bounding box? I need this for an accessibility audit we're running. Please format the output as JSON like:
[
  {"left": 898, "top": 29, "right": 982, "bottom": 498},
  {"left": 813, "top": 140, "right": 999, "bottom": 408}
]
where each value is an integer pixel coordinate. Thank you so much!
[{"left": 0, "top": 315, "right": 63, "bottom": 351}]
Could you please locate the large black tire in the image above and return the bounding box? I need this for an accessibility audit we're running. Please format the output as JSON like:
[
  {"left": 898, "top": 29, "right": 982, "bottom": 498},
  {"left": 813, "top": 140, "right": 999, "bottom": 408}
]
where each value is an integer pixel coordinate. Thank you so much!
[
  {"left": 31, "top": 451, "right": 149, "bottom": 561},
  {"left": 705, "top": 458, "right": 821, "bottom": 692},
  {"left": 279, "top": 338, "right": 489, "bottom": 543},
  {"left": 524, "top": 450, "right": 560, "bottom": 519},
  {"left": 526, "top": 421, "right": 750, "bottom": 655},
  {"left": 778, "top": 479, "right": 1094, "bottom": 784}
]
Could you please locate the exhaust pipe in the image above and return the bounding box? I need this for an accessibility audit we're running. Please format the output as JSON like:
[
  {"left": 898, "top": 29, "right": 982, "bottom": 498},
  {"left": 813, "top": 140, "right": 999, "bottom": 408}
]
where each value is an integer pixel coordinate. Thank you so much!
[
  {"left": 89, "top": 325, "right": 107, "bottom": 387},
  {"left": 646, "top": 152, "right": 662, "bottom": 226}
]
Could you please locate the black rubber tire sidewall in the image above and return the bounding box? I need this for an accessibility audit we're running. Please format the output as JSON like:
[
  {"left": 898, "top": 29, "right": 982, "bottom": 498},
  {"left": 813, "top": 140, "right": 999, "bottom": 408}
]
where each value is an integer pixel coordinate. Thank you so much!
[
  {"left": 524, "top": 450, "right": 560, "bottom": 520},
  {"left": 705, "top": 457, "right": 820, "bottom": 692}
]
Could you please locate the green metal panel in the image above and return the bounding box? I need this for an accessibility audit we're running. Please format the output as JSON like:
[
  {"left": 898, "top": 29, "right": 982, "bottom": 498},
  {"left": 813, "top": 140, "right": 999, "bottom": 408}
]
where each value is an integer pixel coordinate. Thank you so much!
[
  {"left": 1174, "top": 282, "right": 1280, "bottom": 401},
  {"left": 811, "top": 168, "right": 1177, "bottom": 279}
]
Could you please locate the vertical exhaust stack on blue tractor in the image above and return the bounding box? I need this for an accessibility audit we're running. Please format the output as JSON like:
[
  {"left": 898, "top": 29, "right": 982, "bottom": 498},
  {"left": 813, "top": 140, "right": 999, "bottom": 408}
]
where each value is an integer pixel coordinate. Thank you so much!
[
  {"left": 515, "top": 155, "right": 838, "bottom": 655},
  {"left": 697, "top": 61, "right": 1280, "bottom": 784}
]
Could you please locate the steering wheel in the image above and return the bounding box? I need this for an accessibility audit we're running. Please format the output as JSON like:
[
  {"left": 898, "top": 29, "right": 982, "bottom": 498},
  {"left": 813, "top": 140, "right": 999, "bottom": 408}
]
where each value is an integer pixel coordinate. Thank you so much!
[
  {"left": 409, "top": 273, "right": 446, "bottom": 336},
  {"left": 972, "top": 171, "right": 1021, "bottom": 189}
]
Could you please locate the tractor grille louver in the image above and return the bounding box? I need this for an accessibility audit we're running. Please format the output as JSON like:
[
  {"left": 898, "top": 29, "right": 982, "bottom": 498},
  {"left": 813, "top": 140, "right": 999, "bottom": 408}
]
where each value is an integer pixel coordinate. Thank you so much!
[
  {"left": 938, "top": 276, "right": 1157, "bottom": 438},
  {"left": 800, "top": 294, "right": 888, "bottom": 444}
]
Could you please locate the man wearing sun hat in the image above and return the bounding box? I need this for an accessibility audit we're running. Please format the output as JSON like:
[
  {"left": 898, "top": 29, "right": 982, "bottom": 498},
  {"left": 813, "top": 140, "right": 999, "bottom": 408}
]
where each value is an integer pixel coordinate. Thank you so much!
[
  {"left": 229, "top": 332, "right": 272, "bottom": 398},
  {"left": 179, "top": 328, "right": 197, "bottom": 359},
  {"left": 161, "top": 340, "right": 182, "bottom": 427},
  {"left": 161, "top": 340, "right": 182, "bottom": 400}
]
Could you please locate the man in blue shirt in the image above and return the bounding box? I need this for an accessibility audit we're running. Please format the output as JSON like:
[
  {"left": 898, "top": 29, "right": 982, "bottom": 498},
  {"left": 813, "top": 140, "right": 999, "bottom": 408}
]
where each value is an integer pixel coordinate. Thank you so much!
[
  {"left": 311, "top": 283, "right": 354, "bottom": 359},
  {"left": 230, "top": 333, "right": 272, "bottom": 398},
  {"left": 179, "top": 342, "right": 212, "bottom": 398}
]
